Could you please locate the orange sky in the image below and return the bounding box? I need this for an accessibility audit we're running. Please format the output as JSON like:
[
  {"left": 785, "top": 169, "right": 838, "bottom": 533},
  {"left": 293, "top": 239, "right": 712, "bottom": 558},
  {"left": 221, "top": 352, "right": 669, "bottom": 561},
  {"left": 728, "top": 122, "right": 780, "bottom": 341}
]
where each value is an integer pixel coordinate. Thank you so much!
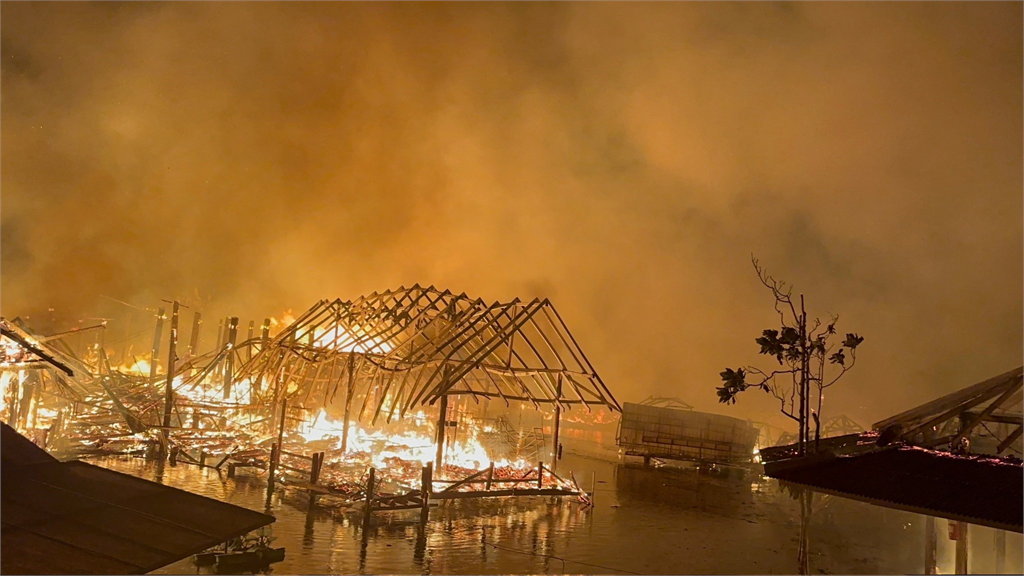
[{"left": 2, "top": 2, "right": 1021, "bottom": 428}]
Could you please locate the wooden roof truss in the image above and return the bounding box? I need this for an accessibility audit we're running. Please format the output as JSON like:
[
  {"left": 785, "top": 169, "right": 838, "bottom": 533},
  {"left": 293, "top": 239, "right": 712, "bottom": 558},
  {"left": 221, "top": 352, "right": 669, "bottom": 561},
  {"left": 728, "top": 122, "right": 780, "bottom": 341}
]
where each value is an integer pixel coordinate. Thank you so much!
[{"left": 237, "top": 285, "right": 620, "bottom": 425}]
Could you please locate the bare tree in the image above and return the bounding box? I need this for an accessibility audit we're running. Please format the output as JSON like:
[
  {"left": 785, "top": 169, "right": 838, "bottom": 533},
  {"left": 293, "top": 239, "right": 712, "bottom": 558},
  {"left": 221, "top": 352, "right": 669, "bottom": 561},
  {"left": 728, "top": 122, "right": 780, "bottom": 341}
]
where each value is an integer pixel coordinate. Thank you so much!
[{"left": 716, "top": 256, "right": 863, "bottom": 455}]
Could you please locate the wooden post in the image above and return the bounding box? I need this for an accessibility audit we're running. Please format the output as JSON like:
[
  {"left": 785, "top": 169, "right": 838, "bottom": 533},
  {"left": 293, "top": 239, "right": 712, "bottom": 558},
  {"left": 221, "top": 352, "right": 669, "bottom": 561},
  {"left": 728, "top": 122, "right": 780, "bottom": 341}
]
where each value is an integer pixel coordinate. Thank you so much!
[
  {"left": 552, "top": 374, "right": 562, "bottom": 466},
  {"left": 435, "top": 394, "right": 449, "bottom": 469},
  {"left": 267, "top": 398, "right": 287, "bottom": 490},
  {"left": 955, "top": 521, "right": 969, "bottom": 574},
  {"left": 149, "top": 307, "right": 166, "bottom": 385},
  {"left": 591, "top": 471, "right": 597, "bottom": 506},
  {"left": 223, "top": 317, "right": 238, "bottom": 399},
  {"left": 485, "top": 462, "right": 494, "bottom": 491},
  {"left": 276, "top": 398, "right": 288, "bottom": 451},
  {"left": 267, "top": 442, "right": 279, "bottom": 489},
  {"left": 341, "top": 354, "right": 355, "bottom": 454},
  {"left": 924, "top": 516, "right": 937, "bottom": 575},
  {"left": 537, "top": 461, "right": 544, "bottom": 489},
  {"left": 308, "top": 452, "right": 322, "bottom": 507},
  {"left": 216, "top": 318, "right": 225, "bottom": 349},
  {"left": 247, "top": 320, "right": 255, "bottom": 361},
  {"left": 160, "top": 302, "right": 179, "bottom": 454},
  {"left": 363, "top": 467, "right": 376, "bottom": 532},
  {"left": 420, "top": 462, "right": 432, "bottom": 525},
  {"left": 995, "top": 529, "right": 1006, "bottom": 574},
  {"left": 261, "top": 318, "right": 271, "bottom": 349},
  {"left": 188, "top": 312, "right": 202, "bottom": 357}
]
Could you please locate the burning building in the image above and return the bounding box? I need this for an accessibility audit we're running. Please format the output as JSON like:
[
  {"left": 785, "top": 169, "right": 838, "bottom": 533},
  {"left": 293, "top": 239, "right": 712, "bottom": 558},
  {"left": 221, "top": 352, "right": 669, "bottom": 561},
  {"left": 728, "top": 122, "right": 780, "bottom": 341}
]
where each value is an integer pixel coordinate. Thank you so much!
[{"left": 1, "top": 285, "right": 621, "bottom": 518}]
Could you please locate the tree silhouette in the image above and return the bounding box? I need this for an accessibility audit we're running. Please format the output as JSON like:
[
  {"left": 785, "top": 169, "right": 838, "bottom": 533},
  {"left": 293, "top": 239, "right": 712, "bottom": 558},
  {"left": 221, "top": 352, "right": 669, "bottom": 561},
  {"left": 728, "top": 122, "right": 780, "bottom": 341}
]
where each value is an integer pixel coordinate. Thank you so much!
[{"left": 717, "top": 256, "right": 864, "bottom": 455}]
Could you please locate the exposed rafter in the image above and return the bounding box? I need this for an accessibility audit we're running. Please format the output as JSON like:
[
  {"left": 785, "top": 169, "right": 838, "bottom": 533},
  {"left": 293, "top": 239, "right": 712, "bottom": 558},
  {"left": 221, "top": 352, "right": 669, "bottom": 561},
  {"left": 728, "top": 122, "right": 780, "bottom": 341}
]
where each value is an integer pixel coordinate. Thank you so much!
[
  {"left": 872, "top": 366, "right": 1024, "bottom": 453},
  {"left": 237, "top": 285, "right": 620, "bottom": 424}
]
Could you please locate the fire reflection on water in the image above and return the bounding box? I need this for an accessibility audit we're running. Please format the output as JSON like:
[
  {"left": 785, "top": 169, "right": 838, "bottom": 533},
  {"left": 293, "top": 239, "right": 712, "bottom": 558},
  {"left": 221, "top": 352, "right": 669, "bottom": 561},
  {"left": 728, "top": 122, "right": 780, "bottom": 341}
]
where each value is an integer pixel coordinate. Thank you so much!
[{"left": 90, "top": 455, "right": 949, "bottom": 576}]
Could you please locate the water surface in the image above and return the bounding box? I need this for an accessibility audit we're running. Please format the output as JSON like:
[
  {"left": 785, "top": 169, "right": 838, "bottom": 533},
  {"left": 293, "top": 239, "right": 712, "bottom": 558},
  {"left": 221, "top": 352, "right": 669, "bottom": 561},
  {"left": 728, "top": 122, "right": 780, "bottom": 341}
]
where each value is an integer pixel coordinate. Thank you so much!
[{"left": 93, "top": 455, "right": 1014, "bottom": 575}]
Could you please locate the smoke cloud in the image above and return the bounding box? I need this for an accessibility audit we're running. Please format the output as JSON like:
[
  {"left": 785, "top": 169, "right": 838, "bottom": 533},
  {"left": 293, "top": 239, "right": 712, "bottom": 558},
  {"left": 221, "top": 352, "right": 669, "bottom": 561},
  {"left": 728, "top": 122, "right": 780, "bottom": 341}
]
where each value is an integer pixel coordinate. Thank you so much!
[{"left": 2, "top": 2, "right": 1021, "bottom": 427}]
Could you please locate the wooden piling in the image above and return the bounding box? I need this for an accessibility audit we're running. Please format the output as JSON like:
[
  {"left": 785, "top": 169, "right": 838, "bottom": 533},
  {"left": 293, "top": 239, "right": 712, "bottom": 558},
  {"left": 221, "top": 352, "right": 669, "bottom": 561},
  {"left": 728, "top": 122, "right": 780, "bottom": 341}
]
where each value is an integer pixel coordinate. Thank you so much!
[
  {"left": 275, "top": 398, "right": 288, "bottom": 452},
  {"left": 420, "top": 462, "right": 432, "bottom": 525},
  {"left": 266, "top": 399, "right": 288, "bottom": 489},
  {"left": 267, "top": 442, "right": 279, "bottom": 489},
  {"left": 223, "top": 317, "right": 239, "bottom": 399},
  {"left": 149, "top": 307, "right": 166, "bottom": 386},
  {"left": 485, "top": 462, "right": 494, "bottom": 491},
  {"left": 216, "top": 318, "right": 225, "bottom": 349},
  {"left": 435, "top": 394, "right": 449, "bottom": 469},
  {"left": 188, "top": 312, "right": 202, "bottom": 357},
  {"left": 308, "top": 452, "right": 323, "bottom": 507},
  {"left": 261, "top": 318, "right": 271, "bottom": 349},
  {"left": 160, "top": 302, "right": 179, "bottom": 454},
  {"left": 552, "top": 374, "right": 562, "bottom": 466},
  {"left": 537, "top": 461, "right": 544, "bottom": 489},
  {"left": 247, "top": 320, "right": 255, "bottom": 361},
  {"left": 363, "top": 467, "right": 376, "bottom": 532},
  {"left": 341, "top": 354, "right": 355, "bottom": 454}
]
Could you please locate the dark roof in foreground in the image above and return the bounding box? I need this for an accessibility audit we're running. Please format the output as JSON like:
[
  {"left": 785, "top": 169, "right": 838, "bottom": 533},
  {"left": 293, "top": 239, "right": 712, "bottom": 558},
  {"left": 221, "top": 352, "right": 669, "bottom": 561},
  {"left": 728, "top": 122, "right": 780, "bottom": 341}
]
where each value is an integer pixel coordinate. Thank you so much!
[
  {"left": 762, "top": 438, "right": 1023, "bottom": 533},
  {"left": 1, "top": 423, "right": 275, "bottom": 575}
]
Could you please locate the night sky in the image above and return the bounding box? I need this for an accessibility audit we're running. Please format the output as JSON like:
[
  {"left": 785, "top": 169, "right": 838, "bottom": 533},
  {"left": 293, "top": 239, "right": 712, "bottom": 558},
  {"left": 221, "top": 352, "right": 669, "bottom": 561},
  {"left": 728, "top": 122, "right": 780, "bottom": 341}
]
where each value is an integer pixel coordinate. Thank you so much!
[{"left": 2, "top": 2, "right": 1021, "bottom": 427}]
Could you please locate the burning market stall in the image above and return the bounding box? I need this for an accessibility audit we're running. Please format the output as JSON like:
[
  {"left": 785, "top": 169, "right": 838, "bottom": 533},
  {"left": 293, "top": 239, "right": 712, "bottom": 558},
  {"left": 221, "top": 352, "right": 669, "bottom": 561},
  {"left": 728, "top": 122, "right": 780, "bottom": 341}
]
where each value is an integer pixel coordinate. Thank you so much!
[
  {"left": 2, "top": 286, "right": 622, "bottom": 521},
  {"left": 228, "top": 285, "right": 621, "bottom": 511}
]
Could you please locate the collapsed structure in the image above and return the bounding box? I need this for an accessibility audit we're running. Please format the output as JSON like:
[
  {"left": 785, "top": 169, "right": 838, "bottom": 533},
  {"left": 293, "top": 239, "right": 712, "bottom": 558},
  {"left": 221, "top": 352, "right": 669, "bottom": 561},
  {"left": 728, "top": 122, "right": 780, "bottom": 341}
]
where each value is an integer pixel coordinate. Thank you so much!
[{"left": 0, "top": 285, "right": 620, "bottom": 517}]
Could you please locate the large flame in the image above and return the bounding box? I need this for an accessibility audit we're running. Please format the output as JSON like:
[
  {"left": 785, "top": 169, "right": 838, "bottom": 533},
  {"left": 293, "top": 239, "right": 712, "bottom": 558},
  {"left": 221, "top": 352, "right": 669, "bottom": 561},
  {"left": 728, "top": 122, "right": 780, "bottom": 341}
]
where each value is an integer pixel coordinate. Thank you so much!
[
  {"left": 119, "top": 357, "right": 153, "bottom": 376},
  {"left": 300, "top": 409, "right": 525, "bottom": 471},
  {"left": 311, "top": 325, "right": 394, "bottom": 354}
]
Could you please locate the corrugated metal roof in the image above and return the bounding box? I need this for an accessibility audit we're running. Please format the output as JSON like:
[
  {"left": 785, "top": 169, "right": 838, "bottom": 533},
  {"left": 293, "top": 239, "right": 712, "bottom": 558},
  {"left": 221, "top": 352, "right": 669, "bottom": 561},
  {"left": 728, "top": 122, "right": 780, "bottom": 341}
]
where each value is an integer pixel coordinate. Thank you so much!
[
  {"left": 1, "top": 423, "right": 275, "bottom": 575},
  {"left": 763, "top": 443, "right": 1023, "bottom": 533}
]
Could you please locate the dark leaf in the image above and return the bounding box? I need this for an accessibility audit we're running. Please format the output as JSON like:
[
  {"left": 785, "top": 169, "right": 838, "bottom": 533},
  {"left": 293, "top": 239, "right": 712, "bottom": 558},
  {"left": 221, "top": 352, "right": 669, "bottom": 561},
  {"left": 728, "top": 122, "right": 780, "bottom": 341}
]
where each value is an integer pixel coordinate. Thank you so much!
[
  {"left": 843, "top": 333, "right": 864, "bottom": 349},
  {"left": 829, "top": 349, "right": 846, "bottom": 366}
]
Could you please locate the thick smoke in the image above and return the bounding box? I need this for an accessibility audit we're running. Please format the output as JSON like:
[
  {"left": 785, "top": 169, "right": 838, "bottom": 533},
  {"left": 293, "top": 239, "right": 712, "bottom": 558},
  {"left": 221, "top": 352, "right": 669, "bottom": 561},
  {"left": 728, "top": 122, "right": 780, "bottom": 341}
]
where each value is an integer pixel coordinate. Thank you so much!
[{"left": 2, "top": 3, "right": 1021, "bottom": 427}]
